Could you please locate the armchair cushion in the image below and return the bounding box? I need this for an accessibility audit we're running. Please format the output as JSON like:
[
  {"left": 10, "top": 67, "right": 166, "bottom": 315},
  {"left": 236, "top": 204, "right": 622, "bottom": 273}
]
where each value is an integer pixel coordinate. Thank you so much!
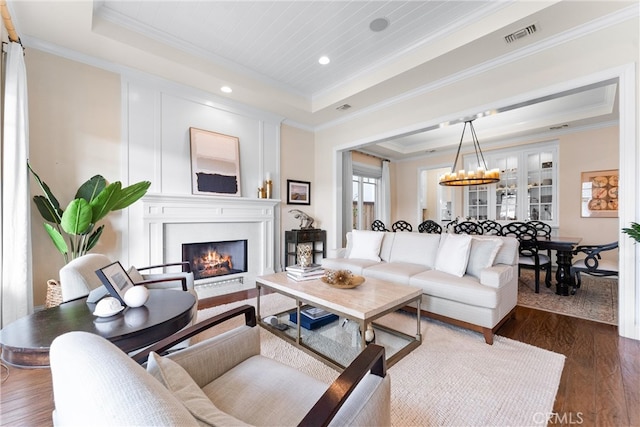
[{"left": 147, "top": 352, "right": 250, "bottom": 426}]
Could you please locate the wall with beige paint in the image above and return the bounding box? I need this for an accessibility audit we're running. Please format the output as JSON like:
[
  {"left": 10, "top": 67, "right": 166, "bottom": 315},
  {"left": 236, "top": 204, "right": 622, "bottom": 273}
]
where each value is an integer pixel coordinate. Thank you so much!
[
  {"left": 280, "top": 125, "right": 316, "bottom": 267},
  {"left": 26, "top": 49, "right": 121, "bottom": 305}
]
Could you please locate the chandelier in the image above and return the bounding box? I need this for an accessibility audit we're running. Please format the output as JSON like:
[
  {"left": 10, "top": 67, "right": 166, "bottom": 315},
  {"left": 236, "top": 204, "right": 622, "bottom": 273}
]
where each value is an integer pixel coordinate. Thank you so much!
[{"left": 439, "top": 120, "right": 500, "bottom": 187}]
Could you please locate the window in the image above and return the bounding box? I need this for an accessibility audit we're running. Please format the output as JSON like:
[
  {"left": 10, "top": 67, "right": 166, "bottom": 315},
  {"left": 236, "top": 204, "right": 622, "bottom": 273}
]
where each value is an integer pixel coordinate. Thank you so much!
[
  {"left": 464, "top": 141, "right": 558, "bottom": 226},
  {"left": 352, "top": 176, "right": 378, "bottom": 230}
]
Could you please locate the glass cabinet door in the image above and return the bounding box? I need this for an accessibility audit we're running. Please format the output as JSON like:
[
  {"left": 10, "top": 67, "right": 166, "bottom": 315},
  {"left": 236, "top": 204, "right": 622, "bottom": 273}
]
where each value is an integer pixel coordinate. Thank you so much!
[
  {"left": 495, "top": 155, "right": 519, "bottom": 221},
  {"left": 527, "top": 151, "right": 555, "bottom": 222},
  {"left": 467, "top": 185, "right": 488, "bottom": 220}
]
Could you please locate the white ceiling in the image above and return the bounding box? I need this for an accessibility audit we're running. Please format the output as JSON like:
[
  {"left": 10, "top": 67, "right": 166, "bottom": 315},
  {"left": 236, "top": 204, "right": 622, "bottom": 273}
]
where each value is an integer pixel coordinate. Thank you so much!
[{"left": 9, "top": 1, "right": 632, "bottom": 160}]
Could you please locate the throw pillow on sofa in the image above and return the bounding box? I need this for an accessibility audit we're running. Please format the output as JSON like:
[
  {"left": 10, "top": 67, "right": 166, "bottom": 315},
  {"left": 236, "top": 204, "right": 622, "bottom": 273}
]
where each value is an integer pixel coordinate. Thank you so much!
[
  {"left": 466, "top": 237, "right": 503, "bottom": 279},
  {"left": 348, "top": 230, "right": 385, "bottom": 261},
  {"left": 434, "top": 234, "right": 472, "bottom": 277}
]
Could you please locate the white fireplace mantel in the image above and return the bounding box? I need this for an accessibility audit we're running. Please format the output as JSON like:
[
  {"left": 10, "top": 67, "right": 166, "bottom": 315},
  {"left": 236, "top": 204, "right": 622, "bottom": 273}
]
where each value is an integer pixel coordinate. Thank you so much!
[{"left": 140, "top": 193, "right": 280, "bottom": 293}]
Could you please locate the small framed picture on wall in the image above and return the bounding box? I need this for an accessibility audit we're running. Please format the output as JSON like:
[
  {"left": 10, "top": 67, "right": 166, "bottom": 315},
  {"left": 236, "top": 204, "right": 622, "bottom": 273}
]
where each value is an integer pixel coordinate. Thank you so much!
[{"left": 287, "top": 180, "right": 311, "bottom": 205}]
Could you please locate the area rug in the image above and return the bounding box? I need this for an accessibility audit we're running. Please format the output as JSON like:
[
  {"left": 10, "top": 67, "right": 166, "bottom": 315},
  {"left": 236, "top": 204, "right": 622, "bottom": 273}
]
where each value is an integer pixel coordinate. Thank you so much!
[
  {"left": 518, "top": 269, "right": 618, "bottom": 325},
  {"left": 197, "top": 294, "right": 565, "bottom": 426}
]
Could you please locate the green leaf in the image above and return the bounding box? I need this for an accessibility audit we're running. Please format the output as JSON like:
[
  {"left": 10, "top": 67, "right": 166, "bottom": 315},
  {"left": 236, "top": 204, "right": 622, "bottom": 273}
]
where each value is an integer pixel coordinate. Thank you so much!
[
  {"left": 111, "top": 181, "right": 151, "bottom": 210},
  {"left": 75, "top": 175, "right": 106, "bottom": 203},
  {"left": 28, "top": 162, "right": 63, "bottom": 223},
  {"left": 622, "top": 222, "right": 640, "bottom": 243},
  {"left": 33, "top": 195, "right": 62, "bottom": 224},
  {"left": 61, "top": 198, "right": 93, "bottom": 235},
  {"left": 84, "top": 225, "right": 104, "bottom": 253},
  {"left": 90, "top": 182, "right": 121, "bottom": 223},
  {"left": 44, "top": 223, "right": 68, "bottom": 255}
]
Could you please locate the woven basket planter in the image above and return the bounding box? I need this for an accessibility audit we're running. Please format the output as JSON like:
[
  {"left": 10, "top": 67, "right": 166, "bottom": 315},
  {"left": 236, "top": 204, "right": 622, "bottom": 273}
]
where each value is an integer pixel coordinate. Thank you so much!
[{"left": 45, "top": 279, "right": 63, "bottom": 308}]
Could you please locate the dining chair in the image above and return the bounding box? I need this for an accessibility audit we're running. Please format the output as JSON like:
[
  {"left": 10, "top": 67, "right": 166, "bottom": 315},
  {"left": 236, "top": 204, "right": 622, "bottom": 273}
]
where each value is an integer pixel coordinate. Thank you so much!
[
  {"left": 392, "top": 220, "right": 413, "bottom": 232},
  {"left": 479, "top": 220, "right": 502, "bottom": 236},
  {"left": 571, "top": 241, "right": 618, "bottom": 294},
  {"left": 371, "top": 219, "right": 390, "bottom": 232},
  {"left": 500, "top": 222, "right": 551, "bottom": 293},
  {"left": 453, "top": 221, "right": 484, "bottom": 235},
  {"left": 418, "top": 220, "right": 442, "bottom": 234},
  {"left": 528, "top": 220, "right": 553, "bottom": 258}
]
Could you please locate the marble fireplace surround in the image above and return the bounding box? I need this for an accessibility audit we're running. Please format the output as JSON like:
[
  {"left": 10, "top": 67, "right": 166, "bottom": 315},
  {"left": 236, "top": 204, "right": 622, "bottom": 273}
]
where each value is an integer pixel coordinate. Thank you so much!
[{"left": 141, "top": 194, "right": 279, "bottom": 296}]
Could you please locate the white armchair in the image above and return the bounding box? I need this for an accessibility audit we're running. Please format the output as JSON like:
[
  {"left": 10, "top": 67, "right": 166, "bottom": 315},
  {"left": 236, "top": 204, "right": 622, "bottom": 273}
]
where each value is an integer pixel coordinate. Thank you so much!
[
  {"left": 58, "top": 254, "right": 195, "bottom": 301},
  {"left": 50, "top": 305, "right": 391, "bottom": 426}
]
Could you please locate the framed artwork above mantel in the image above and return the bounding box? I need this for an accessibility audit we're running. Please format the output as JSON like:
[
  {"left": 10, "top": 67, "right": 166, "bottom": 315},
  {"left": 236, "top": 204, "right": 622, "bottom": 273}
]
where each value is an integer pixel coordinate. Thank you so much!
[{"left": 189, "top": 127, "right": 241, "bottom": 196}]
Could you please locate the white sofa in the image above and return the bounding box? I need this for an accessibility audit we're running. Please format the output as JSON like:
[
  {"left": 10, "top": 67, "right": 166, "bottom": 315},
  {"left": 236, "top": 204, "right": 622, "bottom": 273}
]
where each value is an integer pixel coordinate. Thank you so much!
[{"left": 321, "top": 230, "right": 519, "bottom": 344}]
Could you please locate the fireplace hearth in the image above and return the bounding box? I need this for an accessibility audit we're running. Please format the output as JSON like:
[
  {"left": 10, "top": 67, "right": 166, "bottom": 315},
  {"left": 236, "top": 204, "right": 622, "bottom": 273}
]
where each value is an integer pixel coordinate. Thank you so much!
[{"left": 182, "top": 240, "right": 248, "bottom": 281}]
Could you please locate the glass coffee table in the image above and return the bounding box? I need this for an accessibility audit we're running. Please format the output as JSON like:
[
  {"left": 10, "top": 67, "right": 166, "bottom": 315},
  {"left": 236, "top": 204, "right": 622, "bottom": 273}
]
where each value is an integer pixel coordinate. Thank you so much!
[{"left": 256, "top": 272, "right": 422, "bottom": 370}]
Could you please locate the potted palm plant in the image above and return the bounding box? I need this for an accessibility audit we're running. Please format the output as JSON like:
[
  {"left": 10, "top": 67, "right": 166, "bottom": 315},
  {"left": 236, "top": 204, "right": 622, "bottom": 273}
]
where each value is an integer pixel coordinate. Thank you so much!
[{"left": 28, "top": 162, "right": 151, "bottom": 263}]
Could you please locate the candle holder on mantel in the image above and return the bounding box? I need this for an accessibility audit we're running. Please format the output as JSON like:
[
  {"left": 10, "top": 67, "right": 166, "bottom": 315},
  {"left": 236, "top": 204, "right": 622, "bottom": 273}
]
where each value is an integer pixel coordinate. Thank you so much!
[
  {"left": 265, "top": 179, "right": 273, "bottom": 199},
  {"left": 257, "top": 187, "right": 266, "bottom": 198}
]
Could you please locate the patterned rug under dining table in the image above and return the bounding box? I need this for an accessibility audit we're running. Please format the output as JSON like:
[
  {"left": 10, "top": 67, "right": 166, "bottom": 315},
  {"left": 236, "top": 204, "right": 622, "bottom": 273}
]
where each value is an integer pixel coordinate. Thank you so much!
[{"left": 255, "top": 272, "right": 423, "bottom": 371}]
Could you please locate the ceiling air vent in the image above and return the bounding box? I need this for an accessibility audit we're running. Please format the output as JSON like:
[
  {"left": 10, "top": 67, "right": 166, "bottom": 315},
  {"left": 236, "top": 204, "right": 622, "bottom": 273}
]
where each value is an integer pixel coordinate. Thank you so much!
[
  {"left": 336, "top": 104, "right": 351, "bottom": 111},
  {"left": 504, "top": 24, "right": 537, "bottom": 44}
]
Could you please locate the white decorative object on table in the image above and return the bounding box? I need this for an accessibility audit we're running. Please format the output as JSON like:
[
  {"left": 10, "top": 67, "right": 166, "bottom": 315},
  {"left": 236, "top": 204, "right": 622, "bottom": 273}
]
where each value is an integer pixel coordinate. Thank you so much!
[
  {"left": 123, "top": 285, "right": 150, "bottom": 308},
  {"left": 93, "top": 297, "right": 125, "bottom": 317}
]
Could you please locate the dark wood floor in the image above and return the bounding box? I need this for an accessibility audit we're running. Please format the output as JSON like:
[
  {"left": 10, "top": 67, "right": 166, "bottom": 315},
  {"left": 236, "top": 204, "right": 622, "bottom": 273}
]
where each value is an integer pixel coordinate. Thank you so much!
[{"left": 1, "top": 294, "right": 639, "bottom": 427}]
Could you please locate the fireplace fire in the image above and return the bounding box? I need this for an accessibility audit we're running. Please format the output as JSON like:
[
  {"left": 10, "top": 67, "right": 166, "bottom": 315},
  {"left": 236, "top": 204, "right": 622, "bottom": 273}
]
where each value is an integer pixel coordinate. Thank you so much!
[{"left": 182, "top": 240, "right": 248, "bottom": 281}]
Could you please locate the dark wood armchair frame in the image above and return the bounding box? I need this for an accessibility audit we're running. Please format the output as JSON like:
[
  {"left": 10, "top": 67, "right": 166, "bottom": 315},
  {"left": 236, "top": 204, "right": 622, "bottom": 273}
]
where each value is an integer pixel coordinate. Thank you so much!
[
  {"left": 418, "top": 220, "right": 442, "bottom": 234},
  {"left": 133, "top": 305, "right": 387, "bottom": 427},
  {"left": 571, "top": 241, "right": 619, "bottom": 293},
  {"left": 133, "top": 261, "right": 192, "bottom": 291}
]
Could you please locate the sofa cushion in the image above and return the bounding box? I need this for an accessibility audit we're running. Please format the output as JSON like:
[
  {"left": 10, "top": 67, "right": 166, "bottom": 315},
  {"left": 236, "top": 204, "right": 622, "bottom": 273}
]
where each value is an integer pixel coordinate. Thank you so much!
[
  {"left": 409, "top": 270, "right": 499, "bottom": 309},
  {"left": 364, "top": 262, "right": 429, "bottom": 285},
  {"left": 321, "top": 258, "right": 379, "bottom": 275},
  {"left": 388, "top": 233, "right": 441, "bottom": 268},
  {"left": 483, "top": 235, "right": 519, "bottom": 266},
  {"left": 348, "top": 230, "right": 384, "bottom": 261},
  {"left": 466, "top": 237, "right": 503, "bottom": 279},
  {"left": 147, "top": 352, "right": 251, "bottom": 426},
  {"left": 434, "top": 234, "right": 472, "bottom": 277}
]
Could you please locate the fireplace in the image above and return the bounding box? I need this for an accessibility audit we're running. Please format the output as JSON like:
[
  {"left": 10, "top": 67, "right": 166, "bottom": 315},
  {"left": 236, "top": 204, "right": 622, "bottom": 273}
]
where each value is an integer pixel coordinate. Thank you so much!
[{"left": 182, "top": 239, "right": 248, "bottom": 281}]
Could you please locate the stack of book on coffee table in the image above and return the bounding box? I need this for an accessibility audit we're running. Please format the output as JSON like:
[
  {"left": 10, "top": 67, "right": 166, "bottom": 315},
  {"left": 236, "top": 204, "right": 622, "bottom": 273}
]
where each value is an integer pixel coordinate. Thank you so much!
[
  {"left": 289, "top": 306, "right": 339, "bottom": 330},
  {"left": 285, "top": 264, "right": 324, "bottom": 281}
]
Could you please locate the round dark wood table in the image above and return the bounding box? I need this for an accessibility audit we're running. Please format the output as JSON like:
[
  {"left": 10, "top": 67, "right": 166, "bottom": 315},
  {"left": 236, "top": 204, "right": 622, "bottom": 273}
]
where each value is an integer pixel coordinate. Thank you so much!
[{"left": 0, "top": 289, "right": 196, "bottom": 368}]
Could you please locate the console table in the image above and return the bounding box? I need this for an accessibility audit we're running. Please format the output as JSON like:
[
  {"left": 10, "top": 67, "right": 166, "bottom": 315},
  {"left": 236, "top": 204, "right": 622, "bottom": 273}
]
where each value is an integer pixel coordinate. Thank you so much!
[
  {"left": 0, "top": 289, "right": 196, "bottom": 368},
  {"left": 284, "top": 229, "right": 326, "bottom": 267}
]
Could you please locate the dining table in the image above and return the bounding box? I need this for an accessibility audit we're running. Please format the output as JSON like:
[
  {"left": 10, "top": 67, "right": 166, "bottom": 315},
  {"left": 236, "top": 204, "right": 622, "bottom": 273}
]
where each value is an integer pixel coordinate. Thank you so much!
[{"left": 536, "top": 236, "right": 582, "bottom": 296}]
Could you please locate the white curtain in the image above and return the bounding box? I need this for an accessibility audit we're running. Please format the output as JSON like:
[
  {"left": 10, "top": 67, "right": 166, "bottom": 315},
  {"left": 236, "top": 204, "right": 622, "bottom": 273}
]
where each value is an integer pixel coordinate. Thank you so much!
[
  {"left": 1, "top": 42, "right": 32, "bottom": 327},
  {"left": 341, "top": 151, "right": 353, "bottom": 238},
  {"left": 379, "top": 160, "right": 391, "bottom": 226}
]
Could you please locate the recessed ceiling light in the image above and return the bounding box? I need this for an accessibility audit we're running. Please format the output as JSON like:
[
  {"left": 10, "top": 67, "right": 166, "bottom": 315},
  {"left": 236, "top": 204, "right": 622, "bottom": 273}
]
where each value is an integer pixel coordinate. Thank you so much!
[
  {"left": 318, "top": 56, "right": 330, "bottom": 65},
  {"left": 221, "top": 86, "right": 232, "bottom": 93},
  {"left": 370, "top": 17, "right": 390, "bottom": 32}
]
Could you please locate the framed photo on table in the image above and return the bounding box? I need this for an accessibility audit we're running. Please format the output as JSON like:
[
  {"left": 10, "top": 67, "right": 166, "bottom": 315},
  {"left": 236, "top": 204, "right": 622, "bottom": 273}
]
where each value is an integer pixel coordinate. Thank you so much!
[
  {"left": 95, "top": 261, "right": 136, "bottom": 305},
  {"left": 580, "top": 169, "right": 618, "bottom": 218},
  {"left": 287, "top": 180, "right": 311, "bottom": 205}
]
